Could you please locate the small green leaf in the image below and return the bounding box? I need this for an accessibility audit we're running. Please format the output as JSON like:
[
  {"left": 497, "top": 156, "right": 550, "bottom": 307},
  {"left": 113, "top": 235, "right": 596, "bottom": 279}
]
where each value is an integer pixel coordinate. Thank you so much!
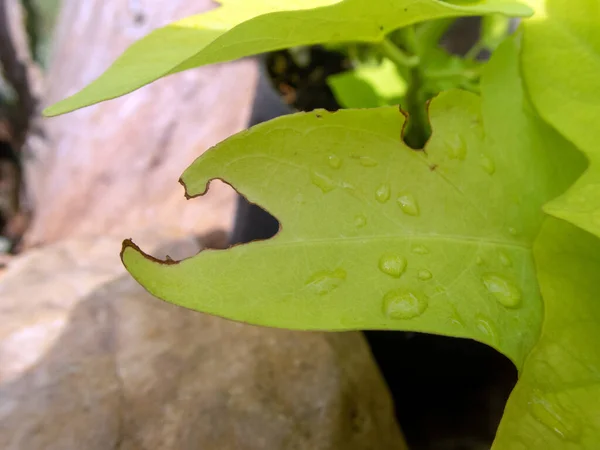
[
  {"left": 327, "top": 58, "right": 407, "bottom": 108},
  {"left": 492, "top": 218, "right": 600, "bottom": 449},
  {"left": 122, "top": 36, "right": 582, "bottom": 369},
  {"left": 44, "top": 0, "right": 532, "bottom": 116},
  {"left": 521, "top": 0, "right": 600, "bottom": 238}
]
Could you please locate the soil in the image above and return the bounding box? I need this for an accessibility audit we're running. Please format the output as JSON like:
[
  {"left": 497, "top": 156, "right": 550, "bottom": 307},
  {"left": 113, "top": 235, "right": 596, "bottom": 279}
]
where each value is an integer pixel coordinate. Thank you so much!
[{"left": 266, "top": 46, "right": 351, "bottom": 112}]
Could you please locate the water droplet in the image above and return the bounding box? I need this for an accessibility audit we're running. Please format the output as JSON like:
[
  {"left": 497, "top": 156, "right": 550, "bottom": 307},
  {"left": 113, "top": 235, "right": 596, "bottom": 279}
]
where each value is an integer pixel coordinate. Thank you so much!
[
  {"left": 480, "top": 154, "right": 495, "bottom": 174},
  {"left": 450, "top": 314, "right": 465, "bottom": 327},
  {"left": 447, "top": 135, "right": 467, "bottom": 160},
  {"left": 508, "top": 227, "right": 518, "bottom": 236},
  {"left": 498, "top": 251, "right": 512, "bottom": 267},
  {"left": 449, "top": 304, "right": 465, "bottom": 327},
  {"left": 354, "top": 215, "right": 367, "bottom": 228},
  {"left": 530, "top": 390, "right": 581, "bottom": 442},
  {"left": 353, "top": 155, "right": 378, "bottom": 167},
  {"left": 378, "top": 254, "right": 407, "bottom": 278},
  {"left": 475, "top": 256, "right": 484, "bottom": 265},
  {"left": 361, "top": 156, "right": 378, "bottom": 167},
  {"left": 417, "top": 269, "right": 432, "bottom": 280},
  {"left": 412, "top": 245, "right": 429, "bottom": 255},
  {"left": 383, "top": 290, "right": 428, "bottom": 320},
  {"left": 305, "top": 268, "right": 347, "bottom": 295},
  {"left": 375, "top": 183, "right": 391, "bottom": 203},
  {"left": 397, "top": 193, "right": 419, "bottom": 216},
  {"left": 310, "top": 171, "right": 336, "bottom": 193},
  {"left": 328, "top": 154, "right": 342, "bottom": 169},
  {"left": 475, "top": 315, "right": 499, "bottom": 343},
  {"left": 482, "top": 273, "right": 522, "bottom": 308}
]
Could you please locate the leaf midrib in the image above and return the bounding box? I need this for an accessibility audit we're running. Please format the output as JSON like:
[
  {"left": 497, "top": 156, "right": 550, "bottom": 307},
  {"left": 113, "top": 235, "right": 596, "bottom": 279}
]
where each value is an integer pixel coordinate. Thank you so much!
[{"left": 260, "top": 232, "right": 532, "bottom": 250}]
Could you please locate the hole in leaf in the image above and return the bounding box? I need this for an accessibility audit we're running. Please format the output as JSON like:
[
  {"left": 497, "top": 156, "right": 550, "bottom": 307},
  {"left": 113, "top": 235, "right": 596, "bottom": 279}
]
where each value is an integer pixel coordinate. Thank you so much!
[{"left": 230, "top": 195, "right": 280, "bottom": 245}]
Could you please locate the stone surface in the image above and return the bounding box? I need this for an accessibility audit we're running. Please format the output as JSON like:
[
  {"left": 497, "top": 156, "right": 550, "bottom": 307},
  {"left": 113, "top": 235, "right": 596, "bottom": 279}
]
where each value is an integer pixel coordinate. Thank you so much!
[
  {"left": 0, "top": 236, "right": 406, "bottom": 450},
  {"left": 23, "top": 0, "right": 257, "bottom": 247}
]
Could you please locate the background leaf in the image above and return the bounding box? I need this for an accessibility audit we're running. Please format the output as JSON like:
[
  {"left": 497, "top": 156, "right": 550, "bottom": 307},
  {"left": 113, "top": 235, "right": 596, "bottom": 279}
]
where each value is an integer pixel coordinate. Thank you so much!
[
  {"left": 327, "top": 58, "right": 406, "bottom": 108},
  {"left": 492, "top": 218, "right": 600, "bottom": 449},
  {"left": 521, "top": 0, "right": 600, "bottom": 239},
  {"left": 44, "top": 0, "right": 531, "bottom": 116}
]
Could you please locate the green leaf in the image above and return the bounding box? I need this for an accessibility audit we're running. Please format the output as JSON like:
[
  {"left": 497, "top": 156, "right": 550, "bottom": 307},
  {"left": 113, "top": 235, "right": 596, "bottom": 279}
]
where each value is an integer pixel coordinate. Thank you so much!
[
  {"left": 421, "top": 47, "right": 480, "bottom": 93},
  {"left": 327, "top": 58, "right": 407, "bottom": 108},
  {"left": 481, "top": 14, "right": 513, "bottom": 50},
  {"left": 521, "top": 0, "right": 600, "bottom": 238},
  {"left": 121, "top": 36, "right": 582, "bottom": 369},
  {"left": 492, "top": 218, "right": 600, "bottom": 448},
  {"left": 44, "top": 0, "right": 532, "bottom": 116}
]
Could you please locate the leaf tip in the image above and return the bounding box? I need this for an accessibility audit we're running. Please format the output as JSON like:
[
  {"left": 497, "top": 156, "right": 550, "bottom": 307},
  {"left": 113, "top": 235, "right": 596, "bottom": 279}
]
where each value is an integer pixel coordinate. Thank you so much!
[
  {"left": 42, "top": 96, "right": 87, "bottom": 117},
  {"left": 42, "top": 104, "right": 62, "bottom": 118},
  {"left": 121, "top": 238, "right": 181, "bottom": 270}
]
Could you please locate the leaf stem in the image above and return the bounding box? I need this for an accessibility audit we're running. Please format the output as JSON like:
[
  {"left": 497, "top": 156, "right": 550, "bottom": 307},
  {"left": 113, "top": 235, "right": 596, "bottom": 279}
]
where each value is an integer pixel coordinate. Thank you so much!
[
  {"left": 396, "top": 26, "right": 430, "bottom": 149},
  {"left": 403, "top": 66, "right": 430, "bottom": 149},
  {"left": 424, "top": 68, "right": 479, "bottom": 80},
  {"left": 380, "top": 38, "right": 419, "bottom": 68}
]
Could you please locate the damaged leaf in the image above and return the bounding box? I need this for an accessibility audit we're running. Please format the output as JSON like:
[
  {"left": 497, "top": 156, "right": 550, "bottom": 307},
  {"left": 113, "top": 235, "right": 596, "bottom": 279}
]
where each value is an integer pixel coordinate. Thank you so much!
[{"left": 121, "top": 38, "right": 583, "bottom": 372}]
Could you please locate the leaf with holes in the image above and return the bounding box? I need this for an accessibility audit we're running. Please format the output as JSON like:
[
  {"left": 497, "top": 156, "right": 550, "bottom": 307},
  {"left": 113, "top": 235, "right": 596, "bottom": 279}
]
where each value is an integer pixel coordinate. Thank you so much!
[
  {"left": 44, "top": 0, "right": 532, "bottom": 116},
  {"left": 521, "top": 0, "right": 600, "bottom": 239},
  {"left": 121, "top": 37, "right": 584, "bottom": 374}
]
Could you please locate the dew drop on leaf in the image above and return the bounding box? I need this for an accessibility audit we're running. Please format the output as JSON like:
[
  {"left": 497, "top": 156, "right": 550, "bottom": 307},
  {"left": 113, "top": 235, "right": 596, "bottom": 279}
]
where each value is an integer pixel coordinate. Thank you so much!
[
  {"left": 310, "top": 171, "right": 336, "bottom": 193},
  {"left": 382, "top": 289, "right": 428, "bottom": 320},
  {"left": 412, "top": 245, "right": 429, "bottom": 255},
  {"left": 480, "top": 154, "right": 496, "bottom": 174},
  {"left": 354, "top": 214, "right": 367, "bottom": 228},
  {"left": 397, "top": 193, "right": 420, "bottom": 216},
  {"left": 475, "top": 315, "right": 499, "bottom": 343},
  {"left": 354, "top": 155, "right": 378, "bottom": 167},
  {"left": 450, "top": 315, "right": 465, "bottom": 327},
  {"left": 499, "top": 251, "right": 512, "bottom": 267},
  {"left": 447, "top": 135, "right": 467, "bottom": 160},
  {"left": 378, "top": 254, "right": 407, "bottom": 278},
  {"left": 305, "top": 268, "right": 347, "bottom": 295},
  {"left": 449, "top": 304, "right": 465, "bottom": 327},
  {"left": 327, "top": 154, "right": 342, "bottom": 169},
  {"left": 482, "top": 273, "right": 522, "bottom": 308},
  {"left": 417, "top": 269, "right": 433, "bottom": 280},
  {"left": 508, "top": 227, "right": 518, "bottom": 236},
  {"left": 530, "top": 390, "right": 581, "bottom": 442},
  {"left": 375, "top": 183, "right": 391, "bottom": 203}
]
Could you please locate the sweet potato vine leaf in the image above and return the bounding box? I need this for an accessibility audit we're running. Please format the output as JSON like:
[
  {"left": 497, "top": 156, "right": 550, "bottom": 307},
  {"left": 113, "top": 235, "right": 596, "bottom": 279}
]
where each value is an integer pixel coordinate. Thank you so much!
[
  {"left": 492, "top": 218, "right": 600, "bottom": 449},
  {"left": 43, "top": 0, "right": 531, "bottom": 117},
  {"left": 121, "top": 36, "right": 583, "bottom": 371},
  {"left": 521, "top": 0, "right": 600, "bottom": 239}
]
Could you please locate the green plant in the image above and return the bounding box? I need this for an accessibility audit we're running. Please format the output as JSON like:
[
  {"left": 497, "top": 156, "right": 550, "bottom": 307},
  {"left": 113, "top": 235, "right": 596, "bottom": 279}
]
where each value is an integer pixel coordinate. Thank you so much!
[{"left": 45, "top": 0, "right": 600, "bottom": 447}]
